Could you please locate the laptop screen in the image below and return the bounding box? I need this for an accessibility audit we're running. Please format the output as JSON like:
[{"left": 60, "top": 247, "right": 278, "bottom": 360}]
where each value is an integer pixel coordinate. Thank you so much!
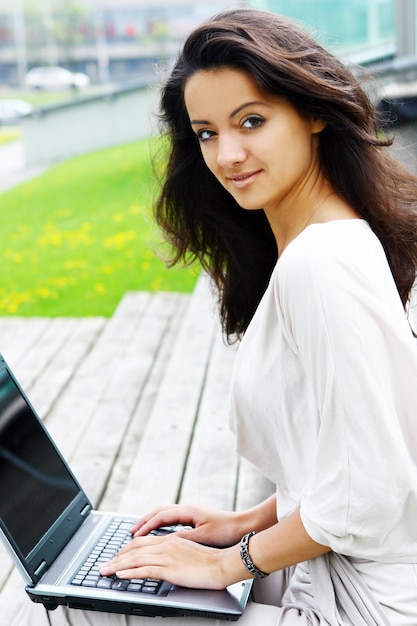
[{"left": 0, "top": 366, "right": 80, "bottom": 558}]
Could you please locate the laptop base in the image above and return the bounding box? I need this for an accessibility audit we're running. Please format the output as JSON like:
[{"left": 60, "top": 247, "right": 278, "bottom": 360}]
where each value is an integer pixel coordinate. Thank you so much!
[{"left": 26, "top": 587, "right": 247, "bottom": 621}]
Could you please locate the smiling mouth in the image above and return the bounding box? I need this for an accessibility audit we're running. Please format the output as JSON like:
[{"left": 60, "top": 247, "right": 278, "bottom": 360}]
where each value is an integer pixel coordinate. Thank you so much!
[{"left": 228, "top": 171, "right": 261, "bottom": 189}]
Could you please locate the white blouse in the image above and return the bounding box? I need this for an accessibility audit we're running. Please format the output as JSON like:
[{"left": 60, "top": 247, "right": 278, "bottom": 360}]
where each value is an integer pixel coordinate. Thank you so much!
[{"left": 230, "top": 219, "right": 417, "bottom": 562}]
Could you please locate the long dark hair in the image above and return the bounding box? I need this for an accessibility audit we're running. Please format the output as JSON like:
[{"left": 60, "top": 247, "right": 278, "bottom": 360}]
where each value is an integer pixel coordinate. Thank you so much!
[{"left": 153, "top": 7, "right": 417, "bottom": 340}]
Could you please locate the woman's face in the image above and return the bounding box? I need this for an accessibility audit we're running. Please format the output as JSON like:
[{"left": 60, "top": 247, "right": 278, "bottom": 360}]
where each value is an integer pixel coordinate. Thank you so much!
[{"left": 184, "top": 68, "right": 325, "bottom": 215}]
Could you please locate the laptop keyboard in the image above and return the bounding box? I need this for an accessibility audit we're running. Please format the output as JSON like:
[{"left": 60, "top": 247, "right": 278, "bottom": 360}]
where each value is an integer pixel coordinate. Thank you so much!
[{"left": 70, "top": 518, "right": 165, "bottom": 594}]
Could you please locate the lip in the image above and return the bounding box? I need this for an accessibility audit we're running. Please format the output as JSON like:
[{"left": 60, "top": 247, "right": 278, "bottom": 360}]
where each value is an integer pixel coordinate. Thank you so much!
[{"left": 227, "top": 170, "right": 262, "bottom": 189}]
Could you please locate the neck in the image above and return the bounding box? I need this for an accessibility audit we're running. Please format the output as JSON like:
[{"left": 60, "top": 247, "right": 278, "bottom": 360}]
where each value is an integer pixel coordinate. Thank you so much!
[{"left": 266, "top": 181, "right": 338, "bottom": 257}]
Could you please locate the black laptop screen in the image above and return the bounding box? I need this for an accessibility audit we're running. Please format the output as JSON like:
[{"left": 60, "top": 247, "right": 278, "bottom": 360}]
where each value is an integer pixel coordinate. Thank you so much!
[{"left": 0, "top": 367, "right": 80, "bottom": 557}]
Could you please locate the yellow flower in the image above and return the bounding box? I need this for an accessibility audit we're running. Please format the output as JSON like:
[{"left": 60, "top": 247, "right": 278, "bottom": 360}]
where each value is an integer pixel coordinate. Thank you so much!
[
  {"left": 36, "top": 287, "right": 58, "bottom": 300},
  {"left": 129, "top": 203, "right": 141, "bottom": 215},
  {"left": 37, "top": 222, "right": 93, "bottom": 248},
  {"left": 94, "top": 282, "right": 106, "bottom": 295},
  {"left": 151, "top": 276, "right": 164, "bottom": 291},
  {"left": 4, "top": 249, "right": 23, "bottom": 263},
  {"left": 103, "top": 231, "right": 136, "bottom": 250}
]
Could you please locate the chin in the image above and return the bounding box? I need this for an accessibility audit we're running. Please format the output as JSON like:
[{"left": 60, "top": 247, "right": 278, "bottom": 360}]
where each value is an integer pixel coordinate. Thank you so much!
[
  {"left": 224, "top": 187, "right": 263, "bottom": 211},
  {"left": 238, "top": 203, "right": 264, "bottom": 212}
]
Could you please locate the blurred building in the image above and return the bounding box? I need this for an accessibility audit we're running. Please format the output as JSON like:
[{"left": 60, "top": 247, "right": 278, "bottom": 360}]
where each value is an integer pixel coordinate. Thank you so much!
[
  {"left": 0, "top": 0, "right": 237, "bottom": 86},
  {"left": 0, "top": 0, "right": 415, "bottom": 87}
]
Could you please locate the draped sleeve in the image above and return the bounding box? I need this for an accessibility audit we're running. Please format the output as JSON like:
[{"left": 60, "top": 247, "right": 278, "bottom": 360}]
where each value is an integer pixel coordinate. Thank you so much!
[{"left": 277, "top": 221, "right": 417, "bottom": 559}]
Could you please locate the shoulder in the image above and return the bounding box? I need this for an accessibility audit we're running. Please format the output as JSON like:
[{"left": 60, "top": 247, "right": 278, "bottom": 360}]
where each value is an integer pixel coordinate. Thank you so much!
[
  {"left": 284, "top": 219, "right": 382, "bottom": 265},
  {"left": 274, "top": 219, "right": 400, "bottom": 317},
  {"left": 277, "top": 219, "right": 388, "bottom": 287}
]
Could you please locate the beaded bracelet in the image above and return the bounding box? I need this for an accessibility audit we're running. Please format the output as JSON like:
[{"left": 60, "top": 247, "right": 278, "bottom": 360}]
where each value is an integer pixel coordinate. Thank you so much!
[{"left": 239, "top": 531, "right": 269, "bottom": 579}]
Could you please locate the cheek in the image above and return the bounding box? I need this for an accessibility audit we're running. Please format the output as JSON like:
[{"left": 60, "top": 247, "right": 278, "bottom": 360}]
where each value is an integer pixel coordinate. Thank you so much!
[{"left": 272, "top": 131, "right": 315, "bottom": 172}]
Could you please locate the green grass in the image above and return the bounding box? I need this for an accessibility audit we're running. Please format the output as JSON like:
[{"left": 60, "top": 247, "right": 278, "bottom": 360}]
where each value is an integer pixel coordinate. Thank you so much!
[{"left": 0, "top": 139, "right": 199, "bottom": 317}]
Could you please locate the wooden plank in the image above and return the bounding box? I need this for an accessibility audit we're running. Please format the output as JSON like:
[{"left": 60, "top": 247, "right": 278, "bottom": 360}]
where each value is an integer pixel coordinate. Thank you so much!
[
  {"left": 5, "top": 318, "right": 80, "bottom": 390},
  {"left": 178, "top": 332, "right": 238, "bottom": 510},
  {"left": 0, "top": 318, "right": 28, "bottom": 347},
  {"left": 0, "top": 318, "right": 50, "bottom": 375},
  {"left": 117, "top": 276, "right": 219, "bottom": 513},
  {"left": 56, "top": 292, "right": 189, "bottom": 507},
  {"left": 25, "top": 317, "right": 106, "bottom": 419},
  {"left": 43, "top": 292, "right": 152, "bottom": 461},
  {"left": 98, "top": 295, "right": 191, "bottom": 513}
]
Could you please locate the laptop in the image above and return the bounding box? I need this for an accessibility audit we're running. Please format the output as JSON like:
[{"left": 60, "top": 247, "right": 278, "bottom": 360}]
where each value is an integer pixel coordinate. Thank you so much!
[{"left": 0, "top": 354, "right": 252, "bottom": 620}]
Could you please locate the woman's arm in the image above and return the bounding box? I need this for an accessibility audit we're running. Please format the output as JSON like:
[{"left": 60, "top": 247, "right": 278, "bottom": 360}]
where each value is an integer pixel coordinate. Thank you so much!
[
  {"left": 218, "top": 507, "right": 330, "bottom": 585},
  {"left": 99, "top": 505, "right": 329, "bottom": 589}
]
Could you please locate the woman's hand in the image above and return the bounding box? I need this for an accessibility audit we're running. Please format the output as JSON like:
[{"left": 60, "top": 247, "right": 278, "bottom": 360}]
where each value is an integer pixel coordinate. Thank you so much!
[
  {"left": 99, "top": 504, "right": 329, "bottom": 590},
  {"left": 130, "top": 504, "right": 247, "bottom": 548},
  {"left": 99, "top": 533, "right": 243, "bottom": 590}
]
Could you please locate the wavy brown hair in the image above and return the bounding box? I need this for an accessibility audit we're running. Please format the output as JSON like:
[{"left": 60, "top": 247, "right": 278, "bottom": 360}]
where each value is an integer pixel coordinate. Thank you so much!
[{"left": 153, "top": 8, "right": 417, "bottom": 340}]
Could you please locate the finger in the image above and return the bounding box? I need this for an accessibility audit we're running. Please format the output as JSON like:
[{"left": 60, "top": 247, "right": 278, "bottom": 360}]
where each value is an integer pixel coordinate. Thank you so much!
[
  {"left": 130, "top": 506, "right": 172, "bottom": 533},
  {"left": 116, "top": 535, "right": 164, "bottom": 559},
  {"left": 130, "top": 505, "right": 182, "bottom": 535},
  {"left": 113, "top": 565, "right": 166, "bottom": 581},
  {"left": 111, "top": 533, "right": 184, "bottom": 568},
  {"left": 174, "top": 527, "right": 208, "bottom": 543},
  {"left": 100, "top": 540, "right": 169, "bottom": 577},
  {"left": 133, "top": 508, "right": 197, "bottom": 537}
]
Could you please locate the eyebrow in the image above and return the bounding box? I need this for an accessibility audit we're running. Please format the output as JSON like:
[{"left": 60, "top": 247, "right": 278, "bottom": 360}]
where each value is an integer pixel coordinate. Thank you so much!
[{"left": 190, "top": 100, "right": 268, "bottom": 126}]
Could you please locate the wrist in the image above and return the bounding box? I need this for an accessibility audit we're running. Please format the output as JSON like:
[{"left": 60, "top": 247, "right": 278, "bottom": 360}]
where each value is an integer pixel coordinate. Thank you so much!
[
  {"left": 231, "top": 509, "right": 254, "bottom": 538},
  {"left": 239, "top": 531, "right": 269, "bottom": 578},
  {"left": 217, "top": 543, "right": 255, "bottom": 587}
]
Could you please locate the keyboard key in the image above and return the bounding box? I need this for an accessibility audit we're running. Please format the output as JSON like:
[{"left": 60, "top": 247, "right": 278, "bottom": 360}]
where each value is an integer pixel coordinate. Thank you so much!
[
  {"left": 70, "top": 519, "right": 165, "bottom": 595},
  {"left": 112, "top": 579, "right": 130, "bottom": 591},
  {"left": 142, "top": 585, "right": 159, "bottom": 594},
  {"left": 81, "top": 578, "right": 97, "bottom": 587}
]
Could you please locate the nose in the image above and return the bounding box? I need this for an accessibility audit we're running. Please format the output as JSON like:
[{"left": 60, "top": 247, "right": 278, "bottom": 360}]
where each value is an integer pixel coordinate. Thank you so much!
[{"left": 217, "top": 133, "right": 246, "bottom": 168}]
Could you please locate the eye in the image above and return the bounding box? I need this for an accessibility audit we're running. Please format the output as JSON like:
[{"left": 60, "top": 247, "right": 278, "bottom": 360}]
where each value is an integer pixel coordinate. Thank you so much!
[
  {"left": 242, "top": 115, "right": 264, "bottom": 130},
  {"left": 196, "top": 129, "right": 216, "bottom": 142}
]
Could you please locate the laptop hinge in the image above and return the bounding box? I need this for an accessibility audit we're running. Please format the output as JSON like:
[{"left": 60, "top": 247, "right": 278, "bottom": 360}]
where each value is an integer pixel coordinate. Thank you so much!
[
  {"left": 80, "top": 503, "right": 92, "bottom": 518},
  {"left": 34, "top": 560, "right": 48, "bottom": 578}
]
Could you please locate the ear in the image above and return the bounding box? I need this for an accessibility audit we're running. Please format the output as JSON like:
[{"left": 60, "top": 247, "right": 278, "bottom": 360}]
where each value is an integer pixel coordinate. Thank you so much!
[{"left": 311, "top": 116, "right": 327, "bottom": 134}]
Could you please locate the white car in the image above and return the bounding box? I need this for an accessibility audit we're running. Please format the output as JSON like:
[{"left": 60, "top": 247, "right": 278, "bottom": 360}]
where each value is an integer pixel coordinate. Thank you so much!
[
  {"left": 0, "top": 99, "right": 33, "bottom": 123},
  {"left": 24, "top": 66, "right": 90, "bottom": 90}
]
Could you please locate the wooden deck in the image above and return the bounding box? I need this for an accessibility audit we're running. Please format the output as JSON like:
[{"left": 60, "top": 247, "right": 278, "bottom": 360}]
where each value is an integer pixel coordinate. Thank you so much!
[{"left": 0, "top": 276, "right": 273, "bottom": 625}]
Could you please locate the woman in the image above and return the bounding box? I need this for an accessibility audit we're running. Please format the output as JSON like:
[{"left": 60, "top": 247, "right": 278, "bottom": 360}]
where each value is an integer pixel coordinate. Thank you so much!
[{"left": 16, "top": 7, "right": 417, "bottom": 626}]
